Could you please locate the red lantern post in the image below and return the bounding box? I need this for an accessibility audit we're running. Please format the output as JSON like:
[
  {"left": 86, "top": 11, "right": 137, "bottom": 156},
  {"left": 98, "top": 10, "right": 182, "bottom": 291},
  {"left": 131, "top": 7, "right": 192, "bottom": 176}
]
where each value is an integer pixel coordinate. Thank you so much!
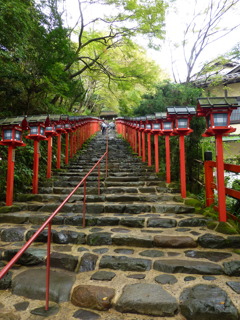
[
  {"left": 26, "top": 115, "right": 48, "bottom": 194},
  {"left": 55, "top": 118, "right": 66, "bottom": 169},
  {"left": 132, "top": 118, "right": 138, "bottom": 153},
  {"left": 151, "top": 115, "right": 162, "bottom": 173},
  {"left": 0, "top": 117, "right": 28, "bottom": 205},
  {"left": 45, "top": 120, "right": 58, "bottom": 179},
  {"left": 139, "top": 117, "right": 146, "bottom": 162},
  {"left": 167, "top": 107, "right": 196, "bottom": 198},
  {"left": 145, "top": 115, "right": 154, "bottom": 167},
  {"left": 157, "top": 112, "right": 174, "bottom": 183},
  {"left": 197, "top": 97, "right": 239, "bottom": 222}
]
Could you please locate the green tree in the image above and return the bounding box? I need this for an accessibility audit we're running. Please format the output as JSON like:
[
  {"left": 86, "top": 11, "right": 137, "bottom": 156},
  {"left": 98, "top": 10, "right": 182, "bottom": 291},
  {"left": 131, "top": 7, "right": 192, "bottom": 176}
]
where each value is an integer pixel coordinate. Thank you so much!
[
  {"left": 72, "top": 37, "right": 162, "bottom": 115},
  {"left": 0, "top": 0, "right": 77, "bottom": 116},
  {"left": 134, "top": 81, "right": 202, "bottom": 115},
  {"left": 50, "top": 0, "right": 168, "bottom": 106}
]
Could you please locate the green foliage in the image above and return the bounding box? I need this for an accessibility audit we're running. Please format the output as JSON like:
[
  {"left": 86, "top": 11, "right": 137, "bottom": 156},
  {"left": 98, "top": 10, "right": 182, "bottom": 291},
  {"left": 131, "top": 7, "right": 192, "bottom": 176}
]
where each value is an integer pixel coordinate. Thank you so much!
[
  {"left": 133, "top": 80, "right": 205, "bottom": 191},
  {"left": 134, "top": 81, "right": 202, "bottom": 116},
  {"left": 232, "top": 179, "right": 240, "bottom": 191},
  {"left": 215, "top": 221, "right": 239, "bottom": 235},
  {"left": 0, "top": 0, "right": 80, "bottom": 115}
]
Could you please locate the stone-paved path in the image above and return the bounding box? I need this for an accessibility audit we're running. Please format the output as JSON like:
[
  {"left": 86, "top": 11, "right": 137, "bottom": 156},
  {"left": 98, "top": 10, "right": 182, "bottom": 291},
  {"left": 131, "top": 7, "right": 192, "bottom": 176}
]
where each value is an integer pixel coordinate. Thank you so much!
[{"left": 0, "top": 131, "right": 240, "bottom": 320}]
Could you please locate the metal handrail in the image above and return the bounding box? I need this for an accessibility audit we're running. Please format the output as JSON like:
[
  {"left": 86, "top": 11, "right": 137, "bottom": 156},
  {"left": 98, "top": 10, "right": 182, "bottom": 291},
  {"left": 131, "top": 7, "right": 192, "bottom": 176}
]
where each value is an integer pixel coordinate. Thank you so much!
[{"left": 0, "top": 135, "right": 109, "bottom": 311}]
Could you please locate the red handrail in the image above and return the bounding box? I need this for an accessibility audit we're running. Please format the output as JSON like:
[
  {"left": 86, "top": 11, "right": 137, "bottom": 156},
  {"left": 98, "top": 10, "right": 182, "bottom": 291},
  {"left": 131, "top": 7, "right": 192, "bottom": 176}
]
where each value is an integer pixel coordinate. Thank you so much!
[
  {"left": 0, "top": 137, "right": 109, "bottom": 311},
  {"left": 204, "top": 160, "right": 240, "bottom": 221}
]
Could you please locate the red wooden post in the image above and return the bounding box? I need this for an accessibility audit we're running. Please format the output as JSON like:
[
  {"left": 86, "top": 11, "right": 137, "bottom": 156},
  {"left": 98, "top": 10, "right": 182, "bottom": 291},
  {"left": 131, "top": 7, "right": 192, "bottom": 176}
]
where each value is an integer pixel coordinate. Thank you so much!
[
  {"left": 65, "top": 132, "right": 69, "bottom": 165},
  {"left": 179, "top": 135, "right": 186, "bottom": 198},
  {"left": 6, "top": 146, "right": 15, "bottom": 206},
  {"left": 165, "top": 135, "right": 171, "bottom": 183},
  {"left": 69, "top": 132, "right": 73, "bottom": 159},
  {"left": 32, "top": 140, "right": 40, "bottom": 194},
  {"left": 46, "top": 137, "right": 52, "bottom": 179},
  {"left": 138, "top": 131, "right": 141, "bottom": 157},
  {"left": 215, "top": 134, "right": 227, "bottom": 222},
  {"left": 134, "top": 130, "right": 138, "bottom": 153},
  {"left": 147, "top": 133, "right": 151, "bottom": 166},
  {"left": 45, "top": 221, "right": 52, "bottom": 311},
  {"left": 142, "top": 131, "right": 146, "bottom": 162},
  {"left": 154, "top": 134, "right": 159, "bottom": 173},
  {"left": 204, "top": 160, "right": 214, "bottom": 207},
  {"left": 56, "top": 134, "right": 61, "bottom": 169}
]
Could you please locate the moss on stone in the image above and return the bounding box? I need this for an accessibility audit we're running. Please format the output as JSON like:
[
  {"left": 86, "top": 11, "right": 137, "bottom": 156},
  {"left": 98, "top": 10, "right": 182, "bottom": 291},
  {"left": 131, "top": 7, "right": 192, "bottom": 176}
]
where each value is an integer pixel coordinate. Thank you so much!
[
  {"left": 168, "top": 182, "right": 180, "bottom": 189},
  {"left": 215, "top": 222, "right": 239, "bottom": 235},
  {"left": 174, "top": 196, "right": 183, "bottom": 203},
  {"left": 207, "top": 221, "right": 218, "bottom": 230},
  {"left": 227, "top": 219, "right": 240, "bottom": 233},
  {"left": 184, "top": 198, "right": 202, "bottom": 208},
  {"left": 233, "top": 249, "right": 240, "bottom": 255},
  {"left": 195, "top": 207, "right": 205, "bottom": 214},
  {"left": 202, "top": 207, "right": 218, "bottom": 220},
  {"left": 16, "top": 194, "right": 42, "bottom": 202},
  {"left": 158, "top": 181, "right": 167, "bottom": 188},
  {"left": 0, "top": 205, "right": 22, "bottom": 213}
]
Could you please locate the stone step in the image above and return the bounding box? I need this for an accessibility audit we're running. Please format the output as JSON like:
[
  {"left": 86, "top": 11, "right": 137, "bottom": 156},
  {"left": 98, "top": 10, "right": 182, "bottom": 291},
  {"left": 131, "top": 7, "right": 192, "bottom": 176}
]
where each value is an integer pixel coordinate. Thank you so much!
[
  {"left": 0, "top": 212, "right": 209, "bottom": 229},
  {"left": 104, "top": 181, "right": 160, "bottom": 187},
  {"left": 48, "top": 186, "right": 160, "bottom": 195},
  {"left": 16, "top": 193, "right": 180, "bottom": 204},
  {"left": 106, "top": 176, "right": 159, "bottom": 182},
  {"left": 51, "top": 175, "right": 158, "bottom": 183},
  {"left": 9, "top": 202, "right": 195, "bottom": 215},
  {"left": 40, "top": 186, "right": 99, "bottom": 195},
  {"left": 52, "top": 180, "right": 104, "bottom": 188},
  {"left": 0, "top": 241, "right": 238, "bottom": 275}
]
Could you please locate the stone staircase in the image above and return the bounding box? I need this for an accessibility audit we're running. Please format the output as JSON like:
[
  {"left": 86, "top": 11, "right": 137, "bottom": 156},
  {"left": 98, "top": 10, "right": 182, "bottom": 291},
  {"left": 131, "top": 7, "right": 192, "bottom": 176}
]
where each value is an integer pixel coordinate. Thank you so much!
[{"left": 0, "top": 132, "right": 240, "bottom": 320}]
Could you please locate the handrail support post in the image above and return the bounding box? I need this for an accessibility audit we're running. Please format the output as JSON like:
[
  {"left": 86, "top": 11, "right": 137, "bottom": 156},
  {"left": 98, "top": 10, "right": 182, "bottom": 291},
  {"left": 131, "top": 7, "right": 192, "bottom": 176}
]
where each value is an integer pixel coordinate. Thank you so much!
[{"left": 45, "top": 221, "right": 52, "bottom": 311}]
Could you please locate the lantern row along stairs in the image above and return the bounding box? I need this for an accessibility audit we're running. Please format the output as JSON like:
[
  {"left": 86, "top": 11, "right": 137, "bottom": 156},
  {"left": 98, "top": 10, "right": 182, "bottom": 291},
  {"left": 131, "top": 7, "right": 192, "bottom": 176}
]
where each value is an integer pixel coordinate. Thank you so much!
[
  {"left": 0, "top": 115, "right": 100, "bottom": 206},
  {"left": 0, "top": 117, "right": 240, "bottom": 317}
]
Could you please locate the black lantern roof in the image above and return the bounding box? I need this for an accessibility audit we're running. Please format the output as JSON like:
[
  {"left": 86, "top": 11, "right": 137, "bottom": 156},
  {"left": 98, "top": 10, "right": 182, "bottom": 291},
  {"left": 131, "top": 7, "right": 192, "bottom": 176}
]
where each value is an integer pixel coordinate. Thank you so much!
[
  {"left": 167, "top": 106, "right": 196, "bottom": 115},
  {"left": 155, "top": 112, "right": 167, "bottom": 119},
  {"left": 0, "top": 116, "right": 27, "bottom": 126},
  {"left": 60, "top": 115, "right": 69, "bottom": 121},
  {"left": 27, "top": 115, "right": 49, "bottom": 124},
  {"left": 197, "top": 97, "right": 240, "bottom": 108},
  {"left": 68, "top": 116, "right": 77, "bottom": 121},
  {"left": 49, "top": 115, "right": 62, "bottom": 122},
  {"left": 146, "top": 115, "right": 155, "bottom": 120}
]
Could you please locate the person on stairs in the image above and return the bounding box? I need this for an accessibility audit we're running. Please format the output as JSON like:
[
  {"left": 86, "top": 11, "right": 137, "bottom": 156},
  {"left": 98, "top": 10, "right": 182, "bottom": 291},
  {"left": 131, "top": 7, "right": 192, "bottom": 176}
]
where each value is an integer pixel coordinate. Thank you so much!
[{"left": 101, "top": 120, "right": 108, "bottom": 135}]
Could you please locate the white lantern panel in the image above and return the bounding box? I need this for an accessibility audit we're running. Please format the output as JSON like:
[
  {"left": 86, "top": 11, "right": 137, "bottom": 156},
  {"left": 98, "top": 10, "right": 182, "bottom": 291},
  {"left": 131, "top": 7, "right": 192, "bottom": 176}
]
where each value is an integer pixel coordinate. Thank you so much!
[
  {"left": 163, "top": 122, "right": 172, "bottom": 130},
  {"left": 153, "top": 124, "right": 160, "bottom": 129},
  {"left": 3, "top": 129, "right": 12, "bottom": 140},
  {"left": 213, "top": 113, "right": 228, "bottom": 127},
  {"left": 178, "top": 119, "right": 188, "bottom": 128},
  {"left": 15, "top": 130, "right": 22, "bottom": 141},
  {"left": 40, "top": 127, "right": 45, "bottom": 135},
  {"left": 30, "top": 126, "right": 39, "bottom": 135}
]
